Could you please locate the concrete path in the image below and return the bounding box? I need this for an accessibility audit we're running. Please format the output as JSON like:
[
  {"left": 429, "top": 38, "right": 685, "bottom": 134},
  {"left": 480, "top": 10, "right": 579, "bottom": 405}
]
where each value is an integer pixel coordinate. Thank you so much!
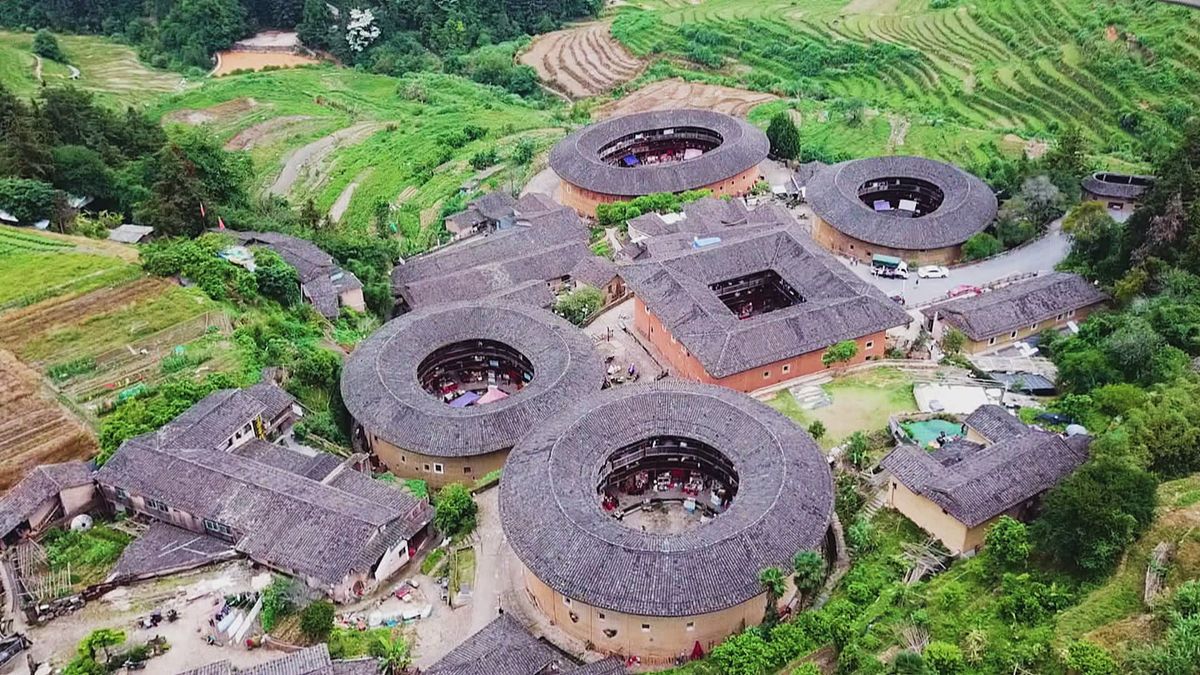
[{"left": 468, "top": 488, "right": 506, "bottom": 636}]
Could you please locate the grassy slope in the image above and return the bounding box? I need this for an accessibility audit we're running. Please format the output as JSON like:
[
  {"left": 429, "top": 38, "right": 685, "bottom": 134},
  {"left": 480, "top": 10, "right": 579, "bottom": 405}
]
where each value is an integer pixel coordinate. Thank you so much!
[
  {"left": 0, "top": 31, "right": 182, "bottom": 106},
  {"left": 768, "top": 367, "right": 917, "bottom": 448},
  {"left": 151, "top": 67, "right": 566, "bottom": 233},
  {"left": 611, "top": 0, "right": 1200, "bottom": 169}
]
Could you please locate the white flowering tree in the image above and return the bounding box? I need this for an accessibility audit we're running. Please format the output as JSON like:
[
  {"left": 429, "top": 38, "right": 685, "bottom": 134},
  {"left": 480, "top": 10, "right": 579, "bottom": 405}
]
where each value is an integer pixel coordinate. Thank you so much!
[{"left": 345, "top": 8, "right": 381, "bottom": 53}]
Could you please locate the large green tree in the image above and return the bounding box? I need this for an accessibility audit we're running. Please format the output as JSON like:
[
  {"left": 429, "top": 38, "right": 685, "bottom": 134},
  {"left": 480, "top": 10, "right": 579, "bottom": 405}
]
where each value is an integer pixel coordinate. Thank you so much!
[{"left": 766, "top": 111, "right": 801, "bottom": 161}]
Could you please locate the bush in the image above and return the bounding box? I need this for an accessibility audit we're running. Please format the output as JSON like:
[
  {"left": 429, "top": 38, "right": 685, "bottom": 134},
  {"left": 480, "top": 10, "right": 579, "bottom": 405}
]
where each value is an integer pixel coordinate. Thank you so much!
[
  {"left": 766, "top": 111, "right": 801, "bottom": 160},
  {"left": 983, "top": 516, "right": 1030, "bottom": 576},
  {"left": 469, "top": 148, "right": 498, "bottom": 170},
  {"left": 924, "top": 641, "right": 965, "bottom": 674},
  {"left": 259, "top": 576, "right": 295, "bottom": 632},
  {"left": 433, "top": 484, "right": 477, "bottom": 537},
  {"left": 554, "top": 286, "right": 604, "bottom": 325},
  {"left": 1062, "top": 640, "right": 1117, "bottom": 675},
  {"left": 962, "top": 232, "right": 1003, "bottom": 260},
  {"left": 300, "top": 601, "right": 335, "bottom": 642},
  {"left": 806, "top": 420, "right": 826, "bottom": 440},
  {"left": 32, "top": 29, "right": 68, "bottom": 63},
  {"left": 0, "top": 178, "right": 59, "bottom": 224}
]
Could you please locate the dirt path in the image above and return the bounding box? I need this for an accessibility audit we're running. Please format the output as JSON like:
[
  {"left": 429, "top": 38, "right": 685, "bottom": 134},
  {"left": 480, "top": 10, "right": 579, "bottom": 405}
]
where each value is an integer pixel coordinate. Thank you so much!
[
  {"left": 32, "top": 54, "right": 43, "bottom": 83},
  {"left": 596, "top": 78, "right": 777, "bottom": 118},
  {"left": 224, "top": 115, "right": 312, "bottom": 151},
  {"left": 330, "top": 171, "right": 370, "bottom": 223},
  {"left": 886, "top": 114, "right": 910, "bottom": 153},
  {"left": 268, "top": 122, "right": 384, "bottom": 197}
]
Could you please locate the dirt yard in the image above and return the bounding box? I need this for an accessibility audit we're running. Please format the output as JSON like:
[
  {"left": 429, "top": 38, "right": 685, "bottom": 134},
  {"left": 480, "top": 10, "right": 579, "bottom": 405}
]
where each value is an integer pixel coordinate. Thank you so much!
[
  {"left": 212, "top": 51, "right": 321, "bottom": 77},
  {"left": 269, "top": 122, "right": 385, "bottom": 197},
  {"left": 596, "top": 78, "right": 777, "bottom": 118},
  {"left": 519, "top": 21, "right": 643, "bottom": 98},
  {"left": 224, "top": 115, "right": 314, "bottom": 151},
  {"left": 0, "top": 349, "right": 96, "bottom": 491},
  {"left": 163, "top": 98, "right": 259, "bottom": 126}
]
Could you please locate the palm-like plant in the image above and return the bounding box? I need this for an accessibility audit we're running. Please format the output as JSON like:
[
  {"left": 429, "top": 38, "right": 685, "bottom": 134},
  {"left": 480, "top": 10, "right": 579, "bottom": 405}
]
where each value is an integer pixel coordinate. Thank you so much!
[{"left": 374, "top": 632, "right": 412, "bottom": 675}]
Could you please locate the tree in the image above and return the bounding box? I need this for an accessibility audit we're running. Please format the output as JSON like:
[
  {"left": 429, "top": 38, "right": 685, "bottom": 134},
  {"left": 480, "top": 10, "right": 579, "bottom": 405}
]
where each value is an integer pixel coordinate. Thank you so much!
[
  {"left": 892, "top": 650, "right": 932, "bottom": 675},
  {"left": 512, "top": 137, "right": 537, "bottom": 166},
  {"left": 554, "top": 286, "right": 604, "bottom": 325},
  {"left": 844, "top": 430, "right": 871, "bottom": 469},
  {"left": 372, "top": 632, "right": 412, "bottom": 675},
  {"left": 941, "top": 328, "right": 966, "bottom": 355},
  {"left": 297, "top": 0, "right": 334, "bottom": 50},
  {"left": 792, "top": 550, "right": 824, "bottom": 598},
  {"left": 51, "top": 145, "right": 117, "bottom": 206},
  {"left": 1043, "top": 125, "right": 1090, "bottom": 183},
  {"left": 299, "top": 600, "right": 334, "bottom": 642},
  {"left": 766, "top": 111, "right": 801, "bottom": 160},
  {"left": 923, "top": 642, "right": 965, "bottom": 675},
  {"left": 1032, "top": 458, "right": 1158, "bottom": 576},
  {"left": 1062, "top": 640, "right": 1118, "bottom": 675},
  {"left": 983, "top": 516, "right": 1030, "bottom": 576},
  {"left": 254, "top": 249, "right": 301, "bottom": 307},
  {"left": 821, "top": 340, "right": 858, "bottom": 368},
  {"left": 710, "top": 629, "right": 774, "bottom": 675},
  {"left": 134, "top": 145, "right": 209, "bottom": 237},
  {"left": 962, "top": 232, "right": 1003, "bottom": 260},
  {"left": 157, "top": 0, "right": 248, "bottom": 69},
  {"left": 758, "top": 566, "right": 786, "bottom": 625},
  {"left": 78, "top": 628, "right": 125, "bottom": 662},
  {"left": 32, "top": 29, "right": 68, "bottom": 63},
  {"left": 806, "top": 420, "right": 826, "bottom": 440},
  {"left": 0, "top": 178, "right": 58, "bottom": 223},
  {"left": 434, "top": 483, "right": 477, "bottom": 537}
]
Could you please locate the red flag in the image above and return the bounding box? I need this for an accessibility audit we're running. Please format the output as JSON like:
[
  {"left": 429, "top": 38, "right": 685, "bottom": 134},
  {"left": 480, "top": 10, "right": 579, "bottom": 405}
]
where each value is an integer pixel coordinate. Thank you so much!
[
  {"left": 200, "top": 202, "right": 206, "bottom": 218},
  {"left": 217, "top": 217, "right": 226, "bottom": 231}
]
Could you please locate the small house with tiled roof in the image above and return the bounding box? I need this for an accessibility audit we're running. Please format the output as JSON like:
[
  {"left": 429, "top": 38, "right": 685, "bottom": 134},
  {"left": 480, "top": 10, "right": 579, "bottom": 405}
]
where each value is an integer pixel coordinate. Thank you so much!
[
  {"left": 621, "top": 213, "right": 910, "bottom": 392},
  {"left": 426, "top": 614, "right": 627, "bottom": 675},
  {"left": 1081, "top": 172, "right": 1155, "bottom": 211},
  {"left": 922, "top": 272, "right": 1108, "bottom": 354},
  {"left": 880, "top": 407, "right": 1089, "bottom": 554},
  {"left": 176, "top": 644, "right": 377, "bottom": 675},
  {"left": 233, "top": 232, "right": 365, "bottom": 319},
  {"left": 96, "top": 384, "right": 433, "bottom": 602},
  {"left": 0, "top": 461, "right": 95, "bottom": 548}
]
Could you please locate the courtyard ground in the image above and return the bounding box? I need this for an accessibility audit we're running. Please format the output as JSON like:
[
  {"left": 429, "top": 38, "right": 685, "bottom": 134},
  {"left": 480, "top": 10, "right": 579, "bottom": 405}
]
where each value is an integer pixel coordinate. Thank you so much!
[
  {"left": 768, "top": 368, "right": 919, "bottom": 448},
  {"left": 584, "top": 298, "right": 668, "bottom": 384}
]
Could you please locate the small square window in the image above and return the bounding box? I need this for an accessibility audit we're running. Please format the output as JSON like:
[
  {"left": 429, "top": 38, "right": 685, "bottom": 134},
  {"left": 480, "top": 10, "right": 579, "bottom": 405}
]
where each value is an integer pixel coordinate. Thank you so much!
[
  {"left": 641, "top": 623, "right": 651, "bottom": 632},
  {"left": 114, "top": 487, "right": 128, "bottom": 500},
  {"left": 145, "top": 498, "right": 169, "bottom": 512},
  {"left": 670, "top": 335, "right": 676, "bottom": 344},
  {"left": 434, "top": 463, "right": 444, "bottom": 474},
  {"left": 463, "top": 466, "right": 472, "bottom": 474},
  {"left": 1056, "top": 313, "right": 1064, "bottom": 321},
  {"left": 598, "top": 612, "right": 606, "bottom": 620},
  {"left": 865, "top": 340, "right": 874, "bottom": 350},
  {"left": 1029, "top": 323, "right": 1037, "bottom": 331},
  {"left": 1009, "top": 330, "right": 1018, "bottom": 339},
  {"left": 563, "top": 597, "right": 572, "bottom": 607},
  {"left": 988, "top": 337, "right": 997, "bottom": 345},
  {"left": 763, "top": 370, "right": 771, "bottom": 379},
  {"left": 1068, "top": 309, "right": 1076, "bottom": 317},
  {"left": 686, "top": 621, "right": 695, "bottom": 631},
  {"left": 423, "top": 464, "right": 431, "bottom": 472},
  {"left": 782, "top": 364, "right": 791, "bottom": 374},
  {"left": 401, "top": 455, "right": 406, "bottom": 463}
]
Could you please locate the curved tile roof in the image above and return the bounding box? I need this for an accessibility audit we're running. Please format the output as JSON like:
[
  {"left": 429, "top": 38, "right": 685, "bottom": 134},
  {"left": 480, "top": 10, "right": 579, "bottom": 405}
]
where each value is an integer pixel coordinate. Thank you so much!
[
  {"left": 1081, "top": 172, "right": 1155, "bottom": 200},
  {"left": 500, "top": 382, "right": 833, "bottom": 617},
  {"left": 550, "top": 110, "right": 769, "bottom": 197},
  {"left": 341, "top": 301, "right": 606, "bottom": 458},
  {"left": 807, "top": 156, "right": 997, "bottom": 250}
]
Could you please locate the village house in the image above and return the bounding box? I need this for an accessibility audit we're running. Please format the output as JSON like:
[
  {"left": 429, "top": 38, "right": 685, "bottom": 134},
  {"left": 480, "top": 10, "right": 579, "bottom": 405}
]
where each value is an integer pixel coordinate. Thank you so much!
[
  {"left": 177, "top": 643, "right": 376, "bottom": 675},
  {"left": 426, "top": 614, "right": 627, "bottom": 675},
  {"left": 233, "top": 231, "right": 366, "bottom": 319},
  {"left": 922, "top": 272, "right": 1109, "bottom": 354},
  {"left": 442, "top": 191, "right": 558, "bottom": 241},
  {"left": 0, "top": 462, "right": 96, "bottom": 549},
  {"left": 94, "top": 384, "right": 433, "bottom": 602},
  {"left": 1081, "top": 172, "right": 1156, "bottom": 211},
  {"left": 568, "top": 255, "right": 626, "bottom": 307},
  {"left": 880, "top": 404, "right": 1090, "bottom": 554},
  {"left": 620, "top": 217, "right": 911, "bottom": 393},
  {"left": 392, "top": 201, "right": 609, "bottom": 314}
]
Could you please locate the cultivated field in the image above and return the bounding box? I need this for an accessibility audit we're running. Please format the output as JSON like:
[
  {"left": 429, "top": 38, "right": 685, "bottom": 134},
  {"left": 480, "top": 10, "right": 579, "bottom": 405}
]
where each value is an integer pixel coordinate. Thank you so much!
[
  {"left": 0, "top": 31, "right": 183, "bottom": 105},
  {"left": 0, "top": 349, "right": 97, "bottom": 491},
  {"left": 153, "top": 68, "right": 565, "bottom": 233},
  {"left": 0, "top": 228, "right": 142, "bottom": 310},
  {"left": 596, "top": 77, "right": 776, "bottom": 118},
  {"left": 213, "top": 50, "right": 321, "bottom": 76},
  {"left": 609, "top": 0, "right": 1200, "bottom": 167},
  {"left": 519, "top": 21, "right": 643, "bottom": 98}
]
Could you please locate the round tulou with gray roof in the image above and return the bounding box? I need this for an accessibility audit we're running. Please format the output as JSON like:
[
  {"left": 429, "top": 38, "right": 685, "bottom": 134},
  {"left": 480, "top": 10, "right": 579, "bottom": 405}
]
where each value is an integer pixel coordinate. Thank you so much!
[
  {"left": 342, "top": 301, "right": 606, "bottom": 484},
  {"left": 500, "top": 381, "right": 833, "bottom": 622},
  {"left": 807, "top": 156, "right": 998, "bottom": 258},
  {"left": 550, "top": 109, "right": 769, "bottom": 217}
]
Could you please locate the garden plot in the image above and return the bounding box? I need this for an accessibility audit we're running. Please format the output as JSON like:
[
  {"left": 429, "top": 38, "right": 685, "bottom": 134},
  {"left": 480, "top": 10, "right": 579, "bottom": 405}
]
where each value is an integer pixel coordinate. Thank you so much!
[
  {"left": 519, "top": 21, "right": 643, "bottom": 98},
  {"left": 0, "top": 349, "right": 97, "bottom": 491}
]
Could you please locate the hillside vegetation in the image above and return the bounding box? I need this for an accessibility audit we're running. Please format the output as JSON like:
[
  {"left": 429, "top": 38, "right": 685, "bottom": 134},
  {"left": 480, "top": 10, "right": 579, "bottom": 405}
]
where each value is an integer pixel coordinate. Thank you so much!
[{"left": 610, "top": 0, "right": 1200, "bottom": 168}]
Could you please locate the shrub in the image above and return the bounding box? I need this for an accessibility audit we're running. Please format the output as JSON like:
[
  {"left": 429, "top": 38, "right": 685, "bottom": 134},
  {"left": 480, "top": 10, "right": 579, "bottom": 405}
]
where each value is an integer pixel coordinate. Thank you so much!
[
  {"left": 924, "top": 642, "right": 964, "bottom": 674},
  {"left": 300, "top": 600, "right": 335, "bottom": 642},
  {"left": 469, "top": 148, "right": 498, "bottom": 170},
  {"left": 554, "top": 286, "right": 604, "bottom": 325},
  {"left": 259, "top": 576, "right": 295, "bottom": 632},
  {"left": 1062, "top": 640, "right": 1117, "bottom": 675},
  {"left": 33, "top": 29, "right": 68, "bottom": 63},
  {"left": 941, "top": 328, "right": 966, "bottom": 356},
  {"left": 983, "top": 516, "right": 1030, "bottom": 576},
  {"left": 821, "top": 340, "right": 858, "bottom": 368},
  {"left": 962, "top": 232, "right": 1003, "bottom": 260},
  {"left": 766, "top": 111, "right": 801, "bottom": 160},
  {"left": 846, "top": 517, "right": 875, "bottom": 555},
  {"left": 806, "top": 420, "right": 826, "bottom": 440}
]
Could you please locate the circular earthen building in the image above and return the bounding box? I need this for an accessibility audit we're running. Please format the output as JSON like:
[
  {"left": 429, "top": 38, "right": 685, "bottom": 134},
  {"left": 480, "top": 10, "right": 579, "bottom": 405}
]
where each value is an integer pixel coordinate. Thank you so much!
[
  {"left": 550, "top": 109, "right": 769, "bottom": 218},
  {"left": 500, "top": 381, "right": 834, "bottom": 664},
  {"left": 806, "top": 156, "right": 998, "bottom": 265},
  {"left": 341, "top": 301, "right": 606, "bottom": 487}
]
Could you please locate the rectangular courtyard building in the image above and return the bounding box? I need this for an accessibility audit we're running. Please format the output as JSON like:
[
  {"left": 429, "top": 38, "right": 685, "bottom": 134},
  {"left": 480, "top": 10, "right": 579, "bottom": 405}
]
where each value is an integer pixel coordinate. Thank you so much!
[
  {"left": 922, "top": 272, "right": 1108, "bottom": 354},
  {"left": 621, "top": 224, "right": 911, "bottom": 392}
]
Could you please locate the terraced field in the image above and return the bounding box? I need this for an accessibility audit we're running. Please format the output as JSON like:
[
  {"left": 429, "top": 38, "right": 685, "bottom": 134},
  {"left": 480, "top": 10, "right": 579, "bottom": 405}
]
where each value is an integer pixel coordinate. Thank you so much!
[
  {"left": 519, "top": 21, "right": 643, "bottom": 98},
  {"left": 610, "top": 0, "right": 1200, "bottom": 167},
  {"left": 153, "top": 68, "right": 564, "bottom": 234}
]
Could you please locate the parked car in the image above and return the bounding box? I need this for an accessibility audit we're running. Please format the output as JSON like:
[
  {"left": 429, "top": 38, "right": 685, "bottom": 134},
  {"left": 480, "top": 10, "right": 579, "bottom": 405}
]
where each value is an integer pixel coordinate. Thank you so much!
[
  {"left": 917, "top": 265, "right": 950, "bottom": 279},
  {"left": 947, "top": 284, "right": 983, "bottom": 298},
  {"left": 889, "top": 294, "right": 906, "bottom": 305},
  {"left": 871, "top": 254, "right": 909, "bottom": 279}
]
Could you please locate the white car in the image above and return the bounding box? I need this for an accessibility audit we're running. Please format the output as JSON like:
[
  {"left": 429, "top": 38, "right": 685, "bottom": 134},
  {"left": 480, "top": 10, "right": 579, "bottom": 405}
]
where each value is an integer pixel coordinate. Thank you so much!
[{"left": 917, "top": 265, "right": 950, "bottom": 279}]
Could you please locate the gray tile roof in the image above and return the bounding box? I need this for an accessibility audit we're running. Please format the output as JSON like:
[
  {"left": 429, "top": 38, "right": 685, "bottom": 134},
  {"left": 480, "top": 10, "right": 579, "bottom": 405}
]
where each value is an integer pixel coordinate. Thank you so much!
[
  {"left": 807, "top": 156, "right": 997, "bottom": 249},
  {"left": 159, "top": 385, "right": 294, "bottom": 449},
  {"left": 922, "top": 272, "right": 1108, "bottom": 341},
  {"left": 0, "top": 461, "right": 92, "bottom": 537},
  {"left": 513, "top": 193, "right": 561, "bottom": 218},
  {"left": 965, "top": 405, "right": 1029, "bottom": 443},
  {"left": 473, "top": 191, "right": 518, "bottom": 221},
  {"left": 501, "top": 382, "right": 833, "bottom": 617},
  {"left": 620, "top": 223, "right": 912, "bottom": 378},
  {"left": 569, "top": 255, "right": 619, "bottom": 289},
  {"left": 233, "top": 232, "right": 362, "bottom": 319},
  {"left": 550, "top": 109, "right": 768, "bottom": 196},
  {"left": 230, "top": 441, "right": 341, "bottom": 481},
  {"left": 107, "top": 224, "right": 154, "bottom": 244},
  {"left": 177, "top": 644, "right": 377, "bottom": 675},
  {"left": 1081, "top": 172, "right": 1155, "bottom": 200},
  {"left": 392, "top": 208, "right": 590, "bottom": 310},
  {"left": 342, "top": 301, "right": 606, "bottom": 459},
  {"left": 426, "top": 615, "right": 627, "bottom": 675},
  {"left": 110, "top": 521, "right": 235, "bottom": 580},
  {"left": 881, "top": 428, "right": 1089, "bottom": 528},
  {"left": 97, "top": 398, "right": 432, "bottom": 587}
]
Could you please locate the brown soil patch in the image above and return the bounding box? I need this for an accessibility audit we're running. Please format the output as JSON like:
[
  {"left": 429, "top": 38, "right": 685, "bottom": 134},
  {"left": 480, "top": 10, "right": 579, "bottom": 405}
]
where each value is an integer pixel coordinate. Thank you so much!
[
  {"left": 520, "top": 21, "right": 643, "bottom": 99},
  {"left": 163, "top": 98, "right": 258, "bottom": 126},
  {"left": 268, "top": 122, "right": 385, "bottom": 197},
  {"left": 1002, "top": 133, "right": 1049, "bottom": 160},
  {"left": 0, "top": 349, "right": 96, "bottom": 491},
  {"left": 224, "top": 115, "right": 313, "bottom": 151},
  {"left": 1084, "top": 613, "right": 1156, "bottom": 657},
  {"left": 213, "top": 51, "right": 320, "bottom": 77},
  {"left": 1105, "top": 25, "right": 1119, "bottom": 42},
  {"left": 597, "top": 78, "right": 777, "bottom": 118}
]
